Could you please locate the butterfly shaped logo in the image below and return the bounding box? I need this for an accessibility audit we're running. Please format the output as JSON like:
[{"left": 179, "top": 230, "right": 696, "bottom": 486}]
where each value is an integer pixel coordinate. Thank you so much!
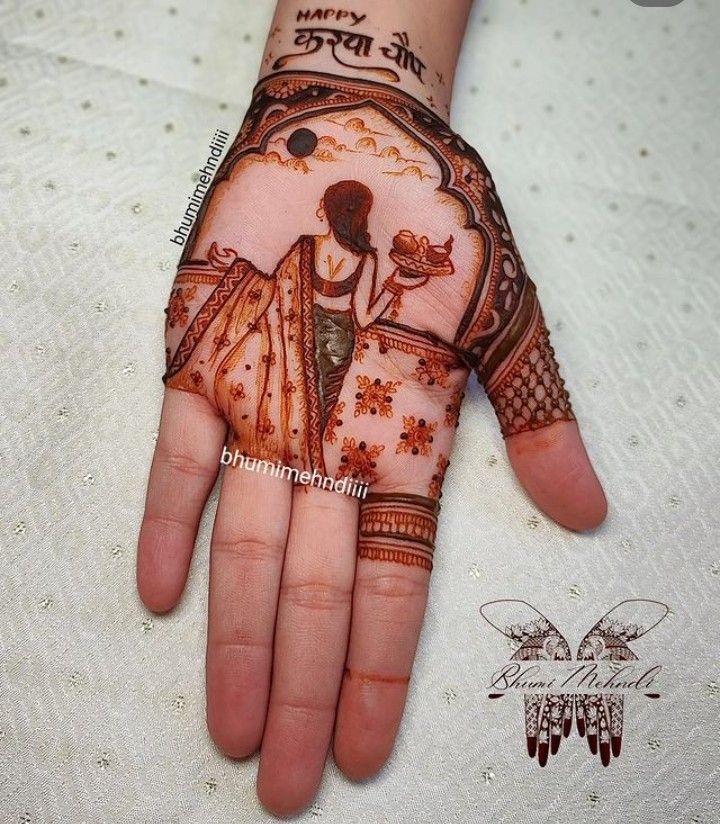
[{"left": 479, "top": 599, "right": 669, "bottom": 767}]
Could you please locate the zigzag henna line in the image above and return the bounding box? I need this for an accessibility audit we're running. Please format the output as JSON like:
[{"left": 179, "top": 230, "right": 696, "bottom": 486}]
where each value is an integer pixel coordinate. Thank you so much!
[
  {"left": 298, "top": 233, "right": 327, "bottom": 472},
  {"left": 358, "top": 492, "right": 438, "bottom": 571}
]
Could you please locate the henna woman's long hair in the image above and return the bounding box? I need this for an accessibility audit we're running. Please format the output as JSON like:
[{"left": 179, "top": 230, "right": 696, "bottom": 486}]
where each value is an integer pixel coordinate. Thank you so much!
[{"left": 322, "top": 180, "right": 375, "bottom": 255}]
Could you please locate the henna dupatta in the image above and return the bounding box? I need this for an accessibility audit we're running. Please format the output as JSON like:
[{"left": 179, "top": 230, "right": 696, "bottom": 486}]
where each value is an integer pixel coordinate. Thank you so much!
[{"left": 164, "top": 236, "right": 325, "bottom": 473}]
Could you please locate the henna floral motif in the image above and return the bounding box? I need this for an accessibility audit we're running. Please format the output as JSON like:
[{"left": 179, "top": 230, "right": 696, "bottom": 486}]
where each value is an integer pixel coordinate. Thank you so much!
[
  {"left": 396, "top": 416, "right": 436, "bottom": 456},
  {"left": 354, "top": 375, "right": 399, "bottom": 417},
  {"left": 258, "top": 418, "right": 276, "bottom": 436},
  {"left": 444, "top": 388, "right": 463, "bottom": 427},
  {"left": 337, "top": 437, "right": 384, "bottom": 483},
  {"left": 166, "top": 285, "right": 197, "bottom": 328},
  {"left": 352, "top": 327, "right": 371, "bottom": 362},
  {"left": 428, "top": 453, "right": 449, "bottom": 499},
  {"left": 324, "top": 400, "right": 345, "bottom": 444},
  {"left": 413, "top": 356, "right": 450, "bottom": 387},
  {"left": 229, "top": 382, "right": 245, "bottom": 401},
  {"left": 265, "top": 77, "right": 314, "bottom": 99}
]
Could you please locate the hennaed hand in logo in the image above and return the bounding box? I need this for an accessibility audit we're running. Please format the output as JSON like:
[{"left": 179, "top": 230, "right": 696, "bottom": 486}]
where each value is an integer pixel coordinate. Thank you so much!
[
  {"left": 480, "top": 599, "right": 669, "bottom": 766},
  {"left": 138, "top": 72, "right": 607, "bottom": 789}
]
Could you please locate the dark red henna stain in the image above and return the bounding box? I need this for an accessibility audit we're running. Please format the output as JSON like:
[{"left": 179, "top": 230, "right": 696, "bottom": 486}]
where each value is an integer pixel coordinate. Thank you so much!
[{"left": 358, "top": 492, "right": 438, "bottom": 571}]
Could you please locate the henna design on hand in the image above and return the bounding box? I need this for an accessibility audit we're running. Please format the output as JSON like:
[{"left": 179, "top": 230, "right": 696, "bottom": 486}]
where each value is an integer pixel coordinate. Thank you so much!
[
  {"left": 358, "top": 492, "right": 439, "bottom": 571},
  {"left": 162, "top": 71, "right": 577, "bottom": 569},
  {"left": 484, "top": 303, "right": 573, "bottom": 437}
]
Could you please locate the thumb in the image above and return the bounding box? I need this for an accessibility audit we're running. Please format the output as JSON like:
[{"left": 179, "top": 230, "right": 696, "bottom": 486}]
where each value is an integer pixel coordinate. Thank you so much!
[
  {"left": 506, "top": 419, "right": 607, "bottom": 532},
  {"left": 479, "top": 286, "right": 607, "bottom": 531}
]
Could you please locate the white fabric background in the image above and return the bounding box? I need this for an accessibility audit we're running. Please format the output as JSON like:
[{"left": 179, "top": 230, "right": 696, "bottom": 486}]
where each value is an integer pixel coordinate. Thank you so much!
[{"left": 1, "top": 0, "right": 719, "bottom": 822}]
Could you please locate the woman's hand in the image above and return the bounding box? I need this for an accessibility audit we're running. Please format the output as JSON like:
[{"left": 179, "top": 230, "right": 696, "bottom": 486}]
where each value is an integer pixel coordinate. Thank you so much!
[
  {"left": 385, "top": 269, "right": 430, "bottom": 291},
  {"left": 137, "top": 2, "right": 606, "bottom": 817}
]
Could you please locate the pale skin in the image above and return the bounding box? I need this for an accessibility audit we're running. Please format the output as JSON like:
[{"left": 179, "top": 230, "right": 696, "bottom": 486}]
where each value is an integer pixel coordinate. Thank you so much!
[{"left": 137, "top": 1, "right": 608, "bottom": 817}]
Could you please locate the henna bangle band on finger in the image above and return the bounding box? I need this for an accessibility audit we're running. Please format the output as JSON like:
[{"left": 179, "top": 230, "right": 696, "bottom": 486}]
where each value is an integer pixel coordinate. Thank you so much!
[{"left": 358, "top": 492, "right": 439, "bottom": 571}]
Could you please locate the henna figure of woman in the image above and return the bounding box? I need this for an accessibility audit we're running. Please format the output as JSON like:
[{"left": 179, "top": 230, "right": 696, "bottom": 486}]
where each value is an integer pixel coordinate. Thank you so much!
[
  {"left": 160, "top": 178, "right": 418, "bottom": 469},
  {"left": 312, "top": 180, "right": 415, "bottom": 423}
]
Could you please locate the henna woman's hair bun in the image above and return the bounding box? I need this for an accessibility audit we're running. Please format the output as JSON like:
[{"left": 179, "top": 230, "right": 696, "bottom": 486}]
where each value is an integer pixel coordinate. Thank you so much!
[{"left": 322, "top": 180, "right": 375, "bottom": 255}]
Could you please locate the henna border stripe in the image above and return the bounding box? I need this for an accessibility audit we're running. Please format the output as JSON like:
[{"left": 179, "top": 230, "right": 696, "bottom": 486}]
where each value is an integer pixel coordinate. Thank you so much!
[
  {"left": 363, "top": 491, "right": 440, "bottom": 513},
  {"left": 358, "top": 492, "right": 438, "bottom": 571},
  {"left": 362, "top": 322, "right": 463, "bottom": 367},
  {"left": 175, "top": 272, "right": 222, "bottom": 286},
  {"left": 360, "top": 505, "right": 437, "bottom": 549},
  {"left": 343, "top": 667, "right": 411, "bottom": 685},
  {"left": 479, "top": 277, "right": 537, "bottom": 384},
  {"left": 358, "top": 536, "right": 434, "bottom": 560},
  {"left": 357, "top": 544, "right": 433, "bottom": 571},
  {"left": 484, "top": 299, "right": 541, "bottom": 395}
]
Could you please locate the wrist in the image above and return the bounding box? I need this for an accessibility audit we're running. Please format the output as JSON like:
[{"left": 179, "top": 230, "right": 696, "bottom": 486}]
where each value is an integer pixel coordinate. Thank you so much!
[{"left": 258, "top": 1, "right": 472, "bottom": 119}]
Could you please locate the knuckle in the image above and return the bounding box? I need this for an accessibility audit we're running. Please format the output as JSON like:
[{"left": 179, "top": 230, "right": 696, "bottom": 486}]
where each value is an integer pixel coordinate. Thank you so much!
[
  {"left": 280, "top": 579, "right": 352, "bottom": 612},
  {"left": 212, "top": 534, "right": 283, "bottom": 563},
  {"left": 275, "top": 694, "right": 336, "bottom": 718},
  {"left": 156, "top": 443, "right": 217, "bottom": 481},
  {"left": 355, "top": 569, "right": 428, "bottom": 602},
  {"left": 142, "top": 510, "right": 192, "bottom": 533},
  {"left": 209, "top": 634, "right": 271, "bottom": 656},
  {"left": 296, "top": 492, "right": 354, "bottom": 520}
]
